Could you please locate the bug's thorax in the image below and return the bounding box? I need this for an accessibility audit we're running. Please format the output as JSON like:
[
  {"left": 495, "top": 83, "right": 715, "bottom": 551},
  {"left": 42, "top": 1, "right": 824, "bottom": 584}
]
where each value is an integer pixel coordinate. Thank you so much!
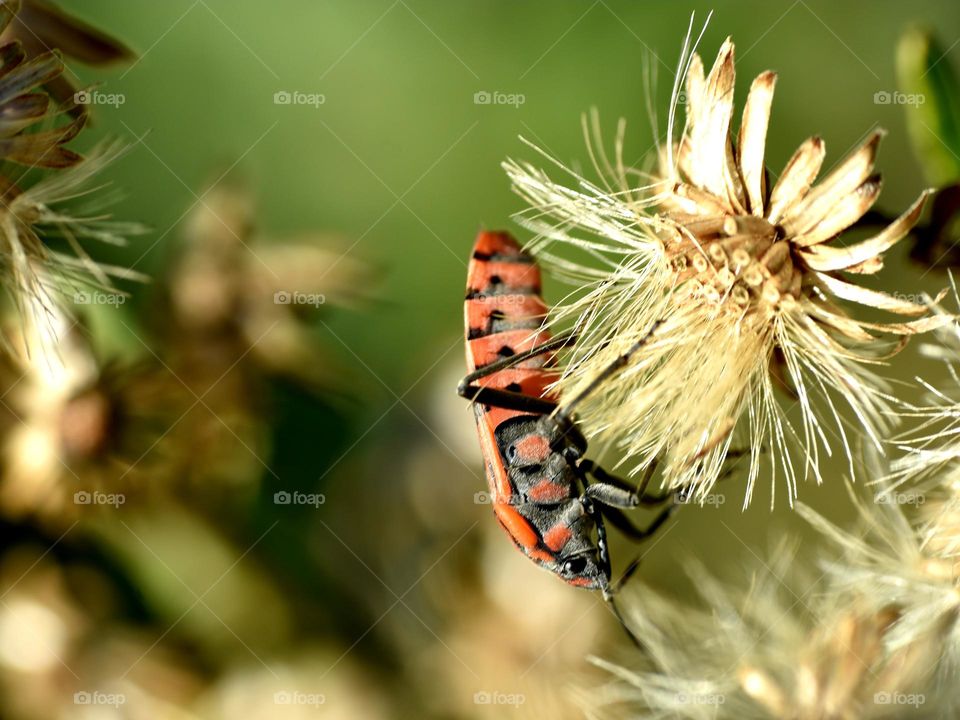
[{"left": 492, "top": 415, "right": 605, "bottom": 586}]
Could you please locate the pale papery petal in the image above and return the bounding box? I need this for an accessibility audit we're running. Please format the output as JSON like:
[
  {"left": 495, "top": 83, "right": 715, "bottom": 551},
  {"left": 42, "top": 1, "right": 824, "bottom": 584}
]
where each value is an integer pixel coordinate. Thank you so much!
[
  {"left": 738, "top": 70, "right": 777, "bottom": 216},
  {"left": 682, "top": 52, "right": 705, "bottom": 140},
  {"left": 783, "top": 130, "right": 884, "bottom": 236},
  {"left": 686, "top": 37, "right": 736, "bottom": 202},
  {"left": 800, "top": 190, "right": 931, "bottom": 272},
  {"left": 814, "top": 272, "right": 933, "bottom": 316},
  {"left": 842, "top": 256, "right": 885, "bottom": 274},
  {"left": 793, "top": 176, "right": 882, "bottom": 247},
  {"left": 803, "top": 300, "right": 879, "bottom": 342},
  {"left": 671, "top": 181, "right": 730, "bottom": 216},
  {"left": 767, "top": 136, "right": 826, "bottom": 224},
  {"left": 843, "top": 313, "right": 954, "bottom": 336}
]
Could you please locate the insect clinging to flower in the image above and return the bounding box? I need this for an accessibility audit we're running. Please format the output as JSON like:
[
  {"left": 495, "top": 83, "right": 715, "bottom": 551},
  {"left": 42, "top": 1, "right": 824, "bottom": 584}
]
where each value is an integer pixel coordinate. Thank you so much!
[
  {"left": 505, "top": 28, "right": 951, "bottom": 506},
  {"left": 458, "top": 230, "right": 688, "bottom": 644}
]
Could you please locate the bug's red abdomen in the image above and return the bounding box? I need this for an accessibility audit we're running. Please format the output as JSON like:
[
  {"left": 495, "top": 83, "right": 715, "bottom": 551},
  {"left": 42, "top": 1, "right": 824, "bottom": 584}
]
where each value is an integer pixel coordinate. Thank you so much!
[
  {"left": 464, "top": 231, "right": 566, "bottom": 563},
  {"left": 461, "top": 230, "right": 624, "bottom": 596},
  {"left": 465, "top": 294, "right": 547, "bottom": 340}
]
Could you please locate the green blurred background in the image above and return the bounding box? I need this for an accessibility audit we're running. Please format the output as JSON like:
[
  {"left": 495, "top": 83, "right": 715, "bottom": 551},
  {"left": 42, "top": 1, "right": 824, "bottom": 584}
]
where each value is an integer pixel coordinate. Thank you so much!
[{"left": 2, "top": 1, "right": 960, "bottom": 718}]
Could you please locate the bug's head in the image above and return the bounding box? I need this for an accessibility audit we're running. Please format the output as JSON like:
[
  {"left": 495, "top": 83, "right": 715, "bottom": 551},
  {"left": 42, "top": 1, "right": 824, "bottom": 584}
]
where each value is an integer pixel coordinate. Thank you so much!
[{"left": 555, "top": 551, "right": 606, "bottom": 590}]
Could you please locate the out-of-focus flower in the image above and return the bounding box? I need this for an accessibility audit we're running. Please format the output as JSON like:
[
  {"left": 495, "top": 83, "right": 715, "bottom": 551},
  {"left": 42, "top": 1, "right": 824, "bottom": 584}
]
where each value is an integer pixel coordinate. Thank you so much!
[
  {"left": 505, "top": 36, "right": 949, "bottom": 506},
  {"left": 588, "top": 531, "right": 949, "bottom": 720},
  {"left": 167, "top": 184, "right": 376, "bottom": 392},
  {"left": 0, "top": 1, "right": 143, "bottom": 363},
  {"left": 0, "top": 179, "right": 374, "bottom": 522},
  {"left": 856, "top": 299, "right": 960, "bottom": 666},
  {"left": 148, "top": 183, "right": 376, "bottom": 490},
  {"left": 800, "top": 496, "right": 960, "bottom": 682},
  {"left": 890, "top": 293, "right": 960, "bottom": 494}
]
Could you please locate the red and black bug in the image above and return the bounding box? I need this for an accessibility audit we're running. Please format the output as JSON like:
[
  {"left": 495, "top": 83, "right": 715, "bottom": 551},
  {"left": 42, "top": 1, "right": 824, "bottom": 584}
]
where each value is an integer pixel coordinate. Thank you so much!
[{"left": 458, "top": 230, "right": 675, "bottom": 641}]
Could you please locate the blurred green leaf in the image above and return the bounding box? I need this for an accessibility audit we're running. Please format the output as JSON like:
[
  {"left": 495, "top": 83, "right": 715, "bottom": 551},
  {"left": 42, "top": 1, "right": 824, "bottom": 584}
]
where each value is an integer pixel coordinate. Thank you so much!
[
  {"left": 87, "top": 504, "right": 292, "bottom": 659},
  {"left": 897, "top": 26, "right": 960, "bottom": 186}
]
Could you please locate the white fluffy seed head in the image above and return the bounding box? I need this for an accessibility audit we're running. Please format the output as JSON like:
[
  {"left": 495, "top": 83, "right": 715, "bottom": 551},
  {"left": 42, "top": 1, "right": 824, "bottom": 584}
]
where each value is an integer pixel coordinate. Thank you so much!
[{"left": 504, "top": 31, "right": 949, "bottom": 505}]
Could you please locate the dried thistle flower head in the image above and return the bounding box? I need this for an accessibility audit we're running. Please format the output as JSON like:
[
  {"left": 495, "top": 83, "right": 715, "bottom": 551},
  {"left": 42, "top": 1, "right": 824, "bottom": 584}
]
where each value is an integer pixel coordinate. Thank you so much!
[
  {"left": 506, "top": 35, "right": 949, "bottom": 505},
  {"left": 0, "top": 140, "right": 146, "bottom": 362},
  {"left": 0, "top": 2, "right": 143, "bottom": 362}
]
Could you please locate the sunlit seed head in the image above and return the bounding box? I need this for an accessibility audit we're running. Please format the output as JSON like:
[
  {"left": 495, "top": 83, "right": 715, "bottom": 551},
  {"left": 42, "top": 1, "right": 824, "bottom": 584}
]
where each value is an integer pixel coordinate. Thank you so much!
[{"left": 505, "top": 28, "right": 950, "bottom": 502}]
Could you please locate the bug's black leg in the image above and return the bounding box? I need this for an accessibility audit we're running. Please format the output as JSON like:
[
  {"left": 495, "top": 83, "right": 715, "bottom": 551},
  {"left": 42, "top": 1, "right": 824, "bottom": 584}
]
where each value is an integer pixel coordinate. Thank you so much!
[
  {"left": 602, "top": 552, "right": 648, "bottom": 641},
  {"left": 552, "top": 319, "right": 664, "bottom": 429},
  {"left": 581, "top": 495, "right": 644, "bottom": 649},
  {"left": 610, "top": 555, "right": 643, "bottom": 594},
  {"left": 584, "top": 482, "right": 643, "bottom": 508},
  {"left": 458, "top": 329, "right": 576, "bottom": 389},
  {"left": 457, "top": 387, "right": 558, "bottom": 414},
  {"left": 457, "top": 330, "right": 577, "bottom": 413},
  {"left": 579, "top": 458, "right": 670, "bottom": 507},
  {"left": 596, "top": 503, "right": 678, "bottom": 543},
  {"left": 604, "top": 592, "right": 643, "bottom": 650},
  {"left": 581, "top": 497, "right": 610, "bottom": 578},
  {"left": 576, "top": 458, "right": 678, "bottom": 543}
]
